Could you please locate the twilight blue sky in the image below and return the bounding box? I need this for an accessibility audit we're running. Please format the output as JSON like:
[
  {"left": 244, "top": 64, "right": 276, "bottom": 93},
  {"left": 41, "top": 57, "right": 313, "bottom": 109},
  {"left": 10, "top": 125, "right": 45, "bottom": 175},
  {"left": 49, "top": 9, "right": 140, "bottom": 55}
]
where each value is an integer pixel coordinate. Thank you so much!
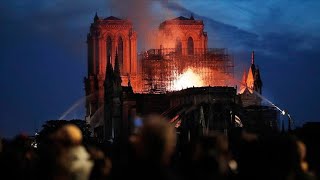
[{"left": 1, "top": 0, "right": 320, "bottom": 137}]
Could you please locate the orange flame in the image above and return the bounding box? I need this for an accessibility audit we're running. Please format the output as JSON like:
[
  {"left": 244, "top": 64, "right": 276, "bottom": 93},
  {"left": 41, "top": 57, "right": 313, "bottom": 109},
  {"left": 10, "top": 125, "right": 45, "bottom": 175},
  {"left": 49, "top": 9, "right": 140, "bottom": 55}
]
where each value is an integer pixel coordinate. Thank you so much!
[{"left": 173, "top": 68, "right": 204, "bottom": 90}]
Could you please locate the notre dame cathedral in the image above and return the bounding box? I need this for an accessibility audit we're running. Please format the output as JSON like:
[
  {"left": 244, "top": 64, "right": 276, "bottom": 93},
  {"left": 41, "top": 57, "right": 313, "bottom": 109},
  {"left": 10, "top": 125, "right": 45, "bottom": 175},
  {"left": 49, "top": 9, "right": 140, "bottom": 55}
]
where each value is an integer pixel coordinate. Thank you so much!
[{"left": 84, "top": 14, "right": 278, "bottom": 142}]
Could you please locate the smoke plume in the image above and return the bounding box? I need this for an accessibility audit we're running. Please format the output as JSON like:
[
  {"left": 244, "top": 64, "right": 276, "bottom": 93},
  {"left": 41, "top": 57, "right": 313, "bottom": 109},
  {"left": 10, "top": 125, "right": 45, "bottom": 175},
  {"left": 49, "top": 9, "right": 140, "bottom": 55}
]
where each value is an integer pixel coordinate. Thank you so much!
[{"left": 106, "top": 0, "right": 178, "bottom": 51}]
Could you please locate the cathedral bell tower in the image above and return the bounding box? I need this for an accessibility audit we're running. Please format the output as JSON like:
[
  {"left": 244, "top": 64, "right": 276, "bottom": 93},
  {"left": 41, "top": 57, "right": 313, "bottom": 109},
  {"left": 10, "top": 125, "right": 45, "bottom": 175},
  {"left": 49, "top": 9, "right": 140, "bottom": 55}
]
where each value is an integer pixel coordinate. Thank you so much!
[
  {"left": 84, "top": 13, "right": 137, "bottom": 127},
  {"left": 157, "top": 15, "right": 208, "bottom": 55}
]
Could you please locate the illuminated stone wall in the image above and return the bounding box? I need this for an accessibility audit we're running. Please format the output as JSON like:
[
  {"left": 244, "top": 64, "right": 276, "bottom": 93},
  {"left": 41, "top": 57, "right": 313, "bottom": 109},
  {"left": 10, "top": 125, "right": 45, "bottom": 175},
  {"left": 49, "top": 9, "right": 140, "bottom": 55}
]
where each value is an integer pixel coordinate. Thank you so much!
[
  {"left": 157, "top": 16, "right": 208, "bottom": 56},
  {"left": 85, "top": 16, "right": 138, "bottom": 121}
]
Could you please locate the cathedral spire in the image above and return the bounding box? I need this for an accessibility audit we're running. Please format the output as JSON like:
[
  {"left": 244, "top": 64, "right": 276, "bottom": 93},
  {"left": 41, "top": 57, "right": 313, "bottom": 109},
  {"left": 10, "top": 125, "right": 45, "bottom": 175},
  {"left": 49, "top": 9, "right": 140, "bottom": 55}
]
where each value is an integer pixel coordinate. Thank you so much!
[
  {"left": 251, "top": 50, "right": 255, "bottom": 65},
  {"left": 114, "top": 48, "right": 122, "bottom": 86},
  {"left": 104, "top": 54, "right": 114, "bottom": 142},
  {"left": 105, "top": 55, "right": 114, "bottom": 86},
  {"left": 250, "top": 50, "right": 256, "bottom": 74},
  {"left": 246, "top": 51, "right": 257, "bottom": 93},
  {"left": 107, "top": 54, "right": 113, "bottom": 72}
]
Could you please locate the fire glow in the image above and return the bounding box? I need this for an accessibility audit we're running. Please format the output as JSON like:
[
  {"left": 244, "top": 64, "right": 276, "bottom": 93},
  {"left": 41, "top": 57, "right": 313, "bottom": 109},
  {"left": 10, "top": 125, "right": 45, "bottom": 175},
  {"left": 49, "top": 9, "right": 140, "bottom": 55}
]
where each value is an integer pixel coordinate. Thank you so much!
[{"left": 173, "top": 68, "right": 204, "bottom": 90}]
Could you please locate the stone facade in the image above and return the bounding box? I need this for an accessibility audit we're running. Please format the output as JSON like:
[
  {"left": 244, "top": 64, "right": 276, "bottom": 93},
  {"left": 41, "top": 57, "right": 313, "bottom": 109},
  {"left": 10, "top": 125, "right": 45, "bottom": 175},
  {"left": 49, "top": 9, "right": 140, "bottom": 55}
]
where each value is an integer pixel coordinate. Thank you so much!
[
  {"left": 85, "top": 14, "right": 138, "bottom": 124},
  {"left": 157, "top": 16, "right": 208, "bottom": 55}
]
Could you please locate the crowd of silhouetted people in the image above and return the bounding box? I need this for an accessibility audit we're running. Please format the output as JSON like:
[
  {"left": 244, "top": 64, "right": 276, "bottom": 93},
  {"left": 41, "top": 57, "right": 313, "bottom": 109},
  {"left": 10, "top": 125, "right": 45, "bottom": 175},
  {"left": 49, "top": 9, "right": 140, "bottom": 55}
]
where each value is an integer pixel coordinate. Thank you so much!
[{"left": 0, "top": 115, "right": 318, "bottom": 180}]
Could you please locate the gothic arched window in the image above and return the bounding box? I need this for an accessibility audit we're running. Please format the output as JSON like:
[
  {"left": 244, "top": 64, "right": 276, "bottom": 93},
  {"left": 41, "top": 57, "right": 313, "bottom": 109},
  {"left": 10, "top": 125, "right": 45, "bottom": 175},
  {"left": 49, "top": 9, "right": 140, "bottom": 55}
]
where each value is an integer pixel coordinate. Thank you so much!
[
  {"left": 106, "top": 36, "right": 112, "bottom": 61},
  {"left": 187, "top": 37, "right": 194, "bottom": 55},
  {"left": 118, "top": 37, "right": 124, "bottom": 68},
  {"left": 176, "top": 37, "right": 182, "bottom": 55}
]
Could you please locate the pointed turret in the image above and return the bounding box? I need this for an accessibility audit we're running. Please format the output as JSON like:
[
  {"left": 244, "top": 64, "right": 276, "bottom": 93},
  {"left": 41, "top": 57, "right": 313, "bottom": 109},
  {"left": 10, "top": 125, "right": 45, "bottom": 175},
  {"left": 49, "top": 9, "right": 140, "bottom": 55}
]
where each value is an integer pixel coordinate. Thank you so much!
[
  {"left": 105, "top": 54, "right": 114, "bottom": 94},
  {"left": 110, "top": 50, "right": 123, "bottom": 142},
  {"left": 94, "top": 12, "right": 99, "bottom": 22},
  {"left": 246, "top": 50, "right": 258, "bottom": 93},
  {"left": 114, "top": 49, "right": 122, "bottom": 86},
  {"left": 105, "top": 55, "right": 114, "bottom": 83},
  {"left": 240, "top": 51, "right": 263, "bottom": 106},
  {"left": 104, "top": 54, "right": 114, "bottom": 141}
]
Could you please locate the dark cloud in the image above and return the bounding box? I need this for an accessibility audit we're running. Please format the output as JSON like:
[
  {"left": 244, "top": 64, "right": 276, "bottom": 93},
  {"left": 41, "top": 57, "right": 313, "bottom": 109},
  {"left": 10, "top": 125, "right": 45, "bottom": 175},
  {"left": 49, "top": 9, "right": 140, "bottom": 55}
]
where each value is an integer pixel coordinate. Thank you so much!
[{"left": 164, "top": 0, "right": 320, "bottom": 127}]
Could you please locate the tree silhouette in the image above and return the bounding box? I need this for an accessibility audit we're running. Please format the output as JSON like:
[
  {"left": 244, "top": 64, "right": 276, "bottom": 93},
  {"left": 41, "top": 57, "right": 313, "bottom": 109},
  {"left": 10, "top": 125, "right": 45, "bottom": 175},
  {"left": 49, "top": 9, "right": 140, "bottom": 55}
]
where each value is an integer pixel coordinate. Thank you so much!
[{"left": 36, "top": 119, "right": 91, "bottom": 146}]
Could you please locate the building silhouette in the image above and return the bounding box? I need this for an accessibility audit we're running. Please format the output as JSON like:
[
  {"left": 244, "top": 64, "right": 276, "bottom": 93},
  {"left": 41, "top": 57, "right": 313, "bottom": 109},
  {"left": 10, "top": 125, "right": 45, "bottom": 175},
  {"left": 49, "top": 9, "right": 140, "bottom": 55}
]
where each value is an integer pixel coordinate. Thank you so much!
[{"left": 84, "top": 14, "right": 279, "bottom": 142}]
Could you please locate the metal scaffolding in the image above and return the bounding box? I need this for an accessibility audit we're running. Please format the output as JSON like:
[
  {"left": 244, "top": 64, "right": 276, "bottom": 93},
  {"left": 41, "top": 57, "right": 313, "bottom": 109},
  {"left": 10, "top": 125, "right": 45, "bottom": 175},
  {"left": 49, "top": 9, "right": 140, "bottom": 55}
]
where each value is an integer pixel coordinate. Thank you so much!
[{"left": 139, "top": 48, "right": 234, "bottom": 93}]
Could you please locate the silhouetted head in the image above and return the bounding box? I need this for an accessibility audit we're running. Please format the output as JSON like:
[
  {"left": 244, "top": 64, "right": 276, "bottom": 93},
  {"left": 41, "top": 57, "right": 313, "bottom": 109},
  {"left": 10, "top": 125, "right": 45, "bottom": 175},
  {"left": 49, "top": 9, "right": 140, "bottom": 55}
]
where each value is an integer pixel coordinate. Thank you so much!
[
  {"left": 192, "top": 132, "right": 230, "bottom": 176},
  {"left": 55, "top": 124, "right": 83, "bottom": 146},
  {"left": 130, "top": 114, "right": 176, "bottom": 165},
  {"left": 256, "top": 134, "right": 308, "bottom": 180}
]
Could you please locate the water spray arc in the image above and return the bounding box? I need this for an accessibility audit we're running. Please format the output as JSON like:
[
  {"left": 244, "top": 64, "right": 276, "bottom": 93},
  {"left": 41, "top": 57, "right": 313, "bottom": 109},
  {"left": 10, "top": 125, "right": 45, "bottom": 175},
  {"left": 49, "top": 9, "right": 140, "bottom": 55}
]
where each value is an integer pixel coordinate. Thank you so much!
[
  {"left": 58, "top": 93, "right": 96, "bottom": 120},
  {"left": 242, "top": 81, "right": 295, "bottom": 129}
]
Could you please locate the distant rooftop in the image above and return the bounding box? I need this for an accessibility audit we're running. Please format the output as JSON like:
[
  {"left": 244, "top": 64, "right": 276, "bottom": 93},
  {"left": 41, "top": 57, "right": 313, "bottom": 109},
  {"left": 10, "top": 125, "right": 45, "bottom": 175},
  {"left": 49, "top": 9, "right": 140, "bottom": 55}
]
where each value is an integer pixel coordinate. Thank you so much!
[
  {"left": 104, "top": 16, "right": 122, "bottom": 20},
  {"left": 92, "top": 15, "right": 132, "bottom": 26}
]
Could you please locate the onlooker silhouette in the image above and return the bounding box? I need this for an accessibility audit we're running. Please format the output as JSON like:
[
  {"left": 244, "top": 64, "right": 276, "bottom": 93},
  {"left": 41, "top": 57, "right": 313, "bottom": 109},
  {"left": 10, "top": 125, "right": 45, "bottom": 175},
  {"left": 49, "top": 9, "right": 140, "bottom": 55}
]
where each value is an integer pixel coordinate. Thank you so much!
[{"left": 128, "top": 115, "right": 177, "bottom": 180}]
